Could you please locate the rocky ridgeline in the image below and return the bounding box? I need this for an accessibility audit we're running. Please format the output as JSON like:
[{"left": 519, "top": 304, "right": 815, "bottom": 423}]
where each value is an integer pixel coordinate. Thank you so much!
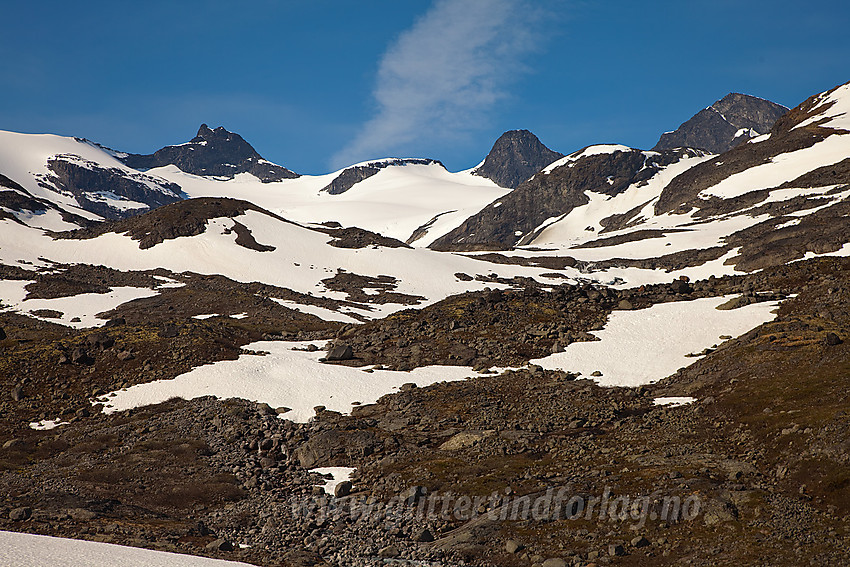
[{"left": 653, "top": 93, "right": 789, "bottom": 154}]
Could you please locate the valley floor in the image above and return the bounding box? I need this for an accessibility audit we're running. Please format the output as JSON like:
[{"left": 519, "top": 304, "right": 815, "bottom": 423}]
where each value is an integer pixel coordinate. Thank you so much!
[{"left": 1, "top": 257, "right": 849, "bottom": 566}]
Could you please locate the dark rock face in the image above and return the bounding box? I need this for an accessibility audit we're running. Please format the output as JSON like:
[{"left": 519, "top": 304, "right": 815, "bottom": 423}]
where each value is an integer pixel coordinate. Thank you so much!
[
  {"left": 432, "top": 146, "right": 702, "bottom": 251},
  {"left": 0, "top": 174, "right": 96, "bottom": 228},
  {"left": 321, "top": 158, "right": 442, "bottom": 195},
  {"left": 121, "top": 124, "right": 299, "bottom": 183},
  {"left": 34, "top": 155, "right": 183, "bottom": 220},
  {"left": 474, "top": 129, "right": 563, "bottom": 188},
  {"left": 653, "top": 93, "right": 788, "bottom": 154}
]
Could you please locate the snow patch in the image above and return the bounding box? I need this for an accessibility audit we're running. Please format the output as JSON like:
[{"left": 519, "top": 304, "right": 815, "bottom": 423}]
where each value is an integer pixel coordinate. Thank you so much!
[
  {"left": 530, "top": 296, "right": 780, "bottom": 387},
  {"left": 653, "top": 397, "right": 696, "bottom": 407},
  {"left": 0, "top": 280, "right": 158, "bottom": 328},
  {"left": 312, "top": 467, "right": 356, "bottom": 495},
  {"left": 0, "top": 530, "right": 253, "bottom": 567},
  {"left": 100, "top": 340, "right": 478, "bottom": 422},
  {"left": 29, "top": 419, "right": 69, "bottom": 430}
]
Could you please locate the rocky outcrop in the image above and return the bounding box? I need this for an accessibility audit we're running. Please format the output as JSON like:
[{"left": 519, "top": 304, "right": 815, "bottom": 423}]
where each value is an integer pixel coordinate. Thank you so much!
[
  {"left": 54, "top": 197, "right": 294, "bottom": 249},
  {"left": 473, "top": 130, "right": 563, "bottom": 189},
  {"left": 34, "top": 154, "right": 183, "bottom": 220},
  {"left": 653, "top": 93, "right": 788, "bottom": 154},
  {"left": 122, "top": 124, "right": 299, "bottom": 182}
]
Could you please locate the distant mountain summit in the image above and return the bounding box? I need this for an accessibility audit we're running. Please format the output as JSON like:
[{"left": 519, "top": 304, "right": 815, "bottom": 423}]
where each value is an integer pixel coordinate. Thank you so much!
[
  {"left": 473, "top": 129, "right": 563, "bottom": 188},
  {"left": 121, "top": 124, "right": 299, "bottom": 182},
  {"left": 653, "top": 93, "right": 788, "bottom": 154}
]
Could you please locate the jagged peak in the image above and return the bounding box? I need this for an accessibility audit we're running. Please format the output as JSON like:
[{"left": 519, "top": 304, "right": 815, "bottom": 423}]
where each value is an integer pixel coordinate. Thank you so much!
[{"left": 474, "top": 129, "right": 563, "bottom": 189}]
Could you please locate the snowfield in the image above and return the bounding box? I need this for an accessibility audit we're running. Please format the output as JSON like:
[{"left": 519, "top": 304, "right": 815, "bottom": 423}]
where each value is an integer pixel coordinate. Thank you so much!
[
  {"left": 0, "top": 211, "right": 573, "bottom": 321},
  {"left": 152, "top": 160, "right": 509, "bottom": 247},
  {"left": 0, "top": 279, "right": 158, "bottom": 328},
  {"left": 530, "top": 295, "right": 780, "bottom": 386},
  {"left": 100, "top": 340, "right": 479, "bottom": 422},
  {"left": 0, "top": 531, "right": 253, "bottom": 567},
  {"left": 0, "top": 131, "right": 173, "bottom": 219}
]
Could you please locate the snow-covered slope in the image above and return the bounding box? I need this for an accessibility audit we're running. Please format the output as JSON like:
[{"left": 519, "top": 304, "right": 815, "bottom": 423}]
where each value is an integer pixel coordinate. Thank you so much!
[
  {"left": 0, "top": 199, "right": 570, "bottom": 323},
  {"left": 0, "top": 530, "right": 253, "bottom": 567},
  {"left": 0, "top": 131, "right": 182, "bottom": 222},
  {"left": 0, "top": 128, "right": 508, "bottom": 246},
  {"left": 153, "top": 158, "right": 508, "bottom": 247}
]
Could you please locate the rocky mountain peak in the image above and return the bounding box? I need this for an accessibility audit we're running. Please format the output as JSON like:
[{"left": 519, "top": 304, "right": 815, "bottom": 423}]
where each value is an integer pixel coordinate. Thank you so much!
[
  {"left": 121, "top": 124, "right": 299, "bottom": 183},
  {"left": 474, "top": 129, "right": 563, "bottom": 189},
  {"left": 653, "top": 93, "right": 788, "bottom": 154}
]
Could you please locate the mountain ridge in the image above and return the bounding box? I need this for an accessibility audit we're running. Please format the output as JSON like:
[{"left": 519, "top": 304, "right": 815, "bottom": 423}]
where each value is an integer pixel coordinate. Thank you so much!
[
  {"left": 653, "top": 92, "right": 789, "bottom": 153},
  {"left": 121, "top": 124, "right": 300, "bottom": 183}
]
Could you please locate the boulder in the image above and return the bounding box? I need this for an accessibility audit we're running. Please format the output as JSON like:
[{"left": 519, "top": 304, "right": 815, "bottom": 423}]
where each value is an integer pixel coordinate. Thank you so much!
[
  {"left": 378, "top": 545, "right": 399, "bottom": 558},
  {"left": 71, "top": 347, "right": 92, "bottom": 365},
  {"left": 334, "top": 480, "right": 352, "bottom": 498},
  {"left": 439, "top": 430, "right": 496, "bottom": 451},
  {"left": 670, "top": 279, "right": 692, "bottom": 294},
  {"left": 205, "top": 538, "right": 233, "bottom": 551},
  {"left": 631, "top": 536, "right": 650, "bottom": 548},
  {"left": 294, "top": 430, "right": 377, "bottom": 468},
  {"left": 85, "top": 332, "right": 114, "bottom": 351},
  {"left": 325, "top": 343, "right": 354, "bottom": 361},
  {"left": 9, "top": 507, "right": 31, "bottom": 521}
]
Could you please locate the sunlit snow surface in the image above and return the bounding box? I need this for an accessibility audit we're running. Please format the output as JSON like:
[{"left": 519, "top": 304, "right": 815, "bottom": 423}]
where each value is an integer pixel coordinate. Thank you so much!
[
  {"left": 102, "top": 341, "right": 476, "bottom": 422},
  {"left": 0, "top": 280, "right": 158, "bottom": 328},
  {"left": 0, "top": 212, "right": 571, "bottom": 321},
  {"left": 29, "top": 418, "right": 69, "bottom": 430},
  {"left": 0, "top": 531, "right": 253, "bottom": 567},
  {"left": 312, "top": 467, "right": 356, "bottom": 495},
  {"left": 152, "top": 161, "right": 509, "bottom": 247},
  {"left": 654, "top": 397, "right": 696, "bottom": 407},
  {"left": 530, "top": 296, "right": 780, "bottom": 387}
]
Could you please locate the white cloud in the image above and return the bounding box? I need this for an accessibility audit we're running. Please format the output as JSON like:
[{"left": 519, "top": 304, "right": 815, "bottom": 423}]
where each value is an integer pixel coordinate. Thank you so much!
[{"left": 332, "top": 0, "right": 540, "bottom": 169}]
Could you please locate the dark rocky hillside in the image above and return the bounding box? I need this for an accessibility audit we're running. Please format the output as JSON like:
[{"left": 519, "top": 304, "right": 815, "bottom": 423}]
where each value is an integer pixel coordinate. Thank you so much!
[
  {"left": 431, "top": 147, "right": 702, "bottom": 251},
  {"left": 474, "top": 130, "right": 564, "bottom": 189},
  {"left": 653, "top": 93, "right": 788, "bottom": 154},
  {"left": 0, "top": 174, "right": 95, "bottom": 227},
  {"left": 122, "top": 124, "right": 299, "bottom": 182},
  {"left": 2, "top": 257, "right": 849, "bottom": 566},
  {"left": 53, "top": 197, "right": 292, "bottom": 249}
]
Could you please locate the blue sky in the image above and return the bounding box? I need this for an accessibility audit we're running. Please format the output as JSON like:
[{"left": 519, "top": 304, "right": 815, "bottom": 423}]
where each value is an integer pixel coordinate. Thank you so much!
[{"left": 1, "top": 0, "right": 849, "bottom": 173}]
